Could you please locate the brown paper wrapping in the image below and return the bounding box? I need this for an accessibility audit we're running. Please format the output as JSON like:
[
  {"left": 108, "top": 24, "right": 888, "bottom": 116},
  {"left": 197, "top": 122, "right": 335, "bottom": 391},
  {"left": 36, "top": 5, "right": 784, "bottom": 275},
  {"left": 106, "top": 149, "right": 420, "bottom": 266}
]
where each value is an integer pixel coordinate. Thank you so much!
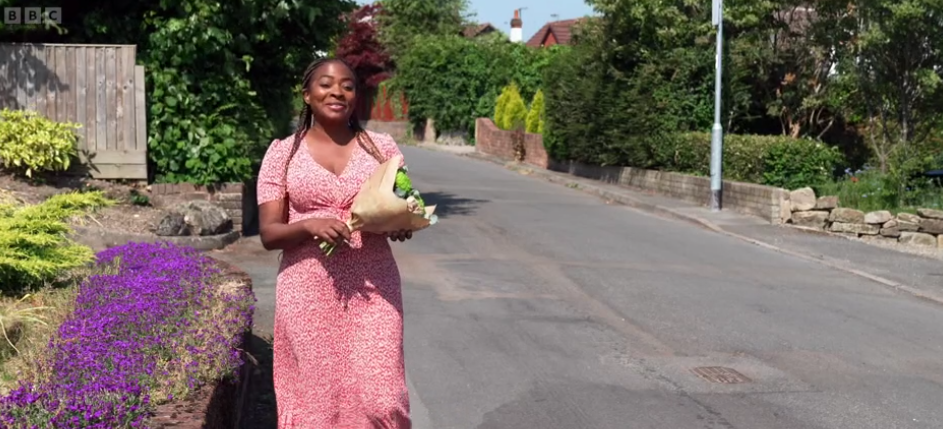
[{"left": 345, "top": 155, "right": 436, "bottom": 234}]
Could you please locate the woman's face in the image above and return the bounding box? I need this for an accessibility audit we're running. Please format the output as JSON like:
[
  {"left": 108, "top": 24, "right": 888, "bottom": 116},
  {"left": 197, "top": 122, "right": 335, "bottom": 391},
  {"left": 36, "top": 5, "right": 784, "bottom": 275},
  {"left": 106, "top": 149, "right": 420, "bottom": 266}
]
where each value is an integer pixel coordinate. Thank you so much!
[{"left": 304, "top": 61, "right": 357, "bottom": 126}]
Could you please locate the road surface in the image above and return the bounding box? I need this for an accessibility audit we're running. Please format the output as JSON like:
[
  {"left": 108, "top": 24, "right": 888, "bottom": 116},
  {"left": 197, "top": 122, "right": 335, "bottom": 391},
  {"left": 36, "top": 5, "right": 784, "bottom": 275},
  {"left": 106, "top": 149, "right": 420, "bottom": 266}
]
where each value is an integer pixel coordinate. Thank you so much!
[{"left": 393, "top": 146, "right": 943, "bottom": 429}]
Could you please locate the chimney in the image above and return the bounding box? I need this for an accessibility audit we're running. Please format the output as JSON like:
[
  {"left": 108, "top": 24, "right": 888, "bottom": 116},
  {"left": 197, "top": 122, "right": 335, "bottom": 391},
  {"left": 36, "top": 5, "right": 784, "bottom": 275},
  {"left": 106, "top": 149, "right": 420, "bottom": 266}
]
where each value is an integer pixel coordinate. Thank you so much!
[{"left": 510, "top": 9, "right": 523, "bottom": 43}]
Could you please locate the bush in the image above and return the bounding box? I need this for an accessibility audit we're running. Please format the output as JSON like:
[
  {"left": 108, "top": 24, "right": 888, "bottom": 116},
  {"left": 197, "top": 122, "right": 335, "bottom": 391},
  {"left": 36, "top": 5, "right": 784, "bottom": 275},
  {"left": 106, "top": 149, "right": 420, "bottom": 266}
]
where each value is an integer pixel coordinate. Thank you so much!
[
  {"left": 392, "top": 34, "right": 565, "bottom": 137},
  {"left": 526, "top": 89, "right": 545, "bottom": 134},
  {"left": 0, "top": 110, "right": 80, "bottom": 179},
  {"left": 496, "top": 83, "right": 527, "bottom": 131},
  {"left": 0, "top": 242, "right": 255, "bottom": 428},
  {"left": 650, "top": 132, "right": 845, "bottom": 188},
  {"left": 0, "top": 192, "right": 112, "bottom": 294}
]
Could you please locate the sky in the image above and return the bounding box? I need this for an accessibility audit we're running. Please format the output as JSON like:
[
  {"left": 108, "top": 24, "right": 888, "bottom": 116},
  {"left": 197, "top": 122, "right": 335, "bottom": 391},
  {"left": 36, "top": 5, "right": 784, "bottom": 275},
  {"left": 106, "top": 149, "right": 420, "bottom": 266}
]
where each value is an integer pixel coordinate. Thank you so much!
[{"left": 356, "top": 0, "right": 598, "bottom": 42}]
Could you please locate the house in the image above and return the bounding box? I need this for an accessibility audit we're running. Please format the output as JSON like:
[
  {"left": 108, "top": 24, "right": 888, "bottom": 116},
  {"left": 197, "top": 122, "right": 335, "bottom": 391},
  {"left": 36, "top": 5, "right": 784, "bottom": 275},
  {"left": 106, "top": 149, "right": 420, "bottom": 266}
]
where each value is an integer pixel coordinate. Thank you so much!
[
  {"left": 462, "top": 23, "right": 498, "bottom": 39},
  {"left": 526, "top": 18, "right": 589, "bottom": 47}
]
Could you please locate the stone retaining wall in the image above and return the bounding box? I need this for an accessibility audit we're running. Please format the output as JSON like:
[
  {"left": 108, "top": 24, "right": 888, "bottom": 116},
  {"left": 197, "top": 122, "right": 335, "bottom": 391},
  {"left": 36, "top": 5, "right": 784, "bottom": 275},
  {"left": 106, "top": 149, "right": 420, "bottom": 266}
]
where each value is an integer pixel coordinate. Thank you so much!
[
  {"left": 474, "top": 118, "right": 789, "bottom": 224},
  {"left": 362, "top": 120, "right": 412, "bottom": 142},
  {"left": 787, "top": 187, "right": 943, "bottom": 248}
]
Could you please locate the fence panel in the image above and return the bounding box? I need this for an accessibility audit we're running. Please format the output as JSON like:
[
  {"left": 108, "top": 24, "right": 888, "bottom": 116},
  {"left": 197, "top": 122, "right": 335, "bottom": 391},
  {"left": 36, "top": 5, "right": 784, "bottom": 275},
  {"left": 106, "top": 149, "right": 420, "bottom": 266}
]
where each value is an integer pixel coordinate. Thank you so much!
[{"left": 0, "top": 43, "right": 147, "bottom": 180}]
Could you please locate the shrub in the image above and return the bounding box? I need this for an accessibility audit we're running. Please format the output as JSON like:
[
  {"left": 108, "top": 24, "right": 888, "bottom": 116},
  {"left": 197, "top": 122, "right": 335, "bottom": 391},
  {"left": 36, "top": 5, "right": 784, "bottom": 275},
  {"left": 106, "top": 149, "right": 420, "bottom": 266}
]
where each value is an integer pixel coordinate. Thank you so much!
[
  {"left": 391, "top": 34, "right": 565, "bottom": 137},
  {"left": 493, "top": 86, "right": 510, "bottom": 128},
  {"left": 646, "top": 132, "right": 845, "bottom": 188},
  {"left": 526, "top": 89, "right": 545, "bottom": 134},
  {"left": 0, "top": 192, "right": 112, "bottom": 294},
  {"left": 0, "top": 242, "right": 255, "bottom": 428},
  {"left": 496, "top": 83, "right": 527, "bottom": 131},
  {"left": 0, "top": 109, "right": 80, "bottom": 179}
]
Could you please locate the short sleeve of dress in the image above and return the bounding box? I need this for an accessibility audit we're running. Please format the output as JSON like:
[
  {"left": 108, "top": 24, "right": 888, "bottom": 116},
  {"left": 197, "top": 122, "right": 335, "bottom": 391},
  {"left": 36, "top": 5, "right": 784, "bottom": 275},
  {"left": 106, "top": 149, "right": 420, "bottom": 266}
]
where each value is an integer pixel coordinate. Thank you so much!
[{"left": 257, "top": 138, "right": 290, "bottom": 205}]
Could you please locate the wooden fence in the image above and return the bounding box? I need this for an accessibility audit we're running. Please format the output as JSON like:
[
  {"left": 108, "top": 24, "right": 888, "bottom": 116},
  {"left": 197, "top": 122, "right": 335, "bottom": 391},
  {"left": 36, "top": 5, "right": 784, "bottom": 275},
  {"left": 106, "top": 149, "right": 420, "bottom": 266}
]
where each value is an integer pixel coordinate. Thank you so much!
[{"left": 0, "top": 43, "right": 147, "bottom": 180}]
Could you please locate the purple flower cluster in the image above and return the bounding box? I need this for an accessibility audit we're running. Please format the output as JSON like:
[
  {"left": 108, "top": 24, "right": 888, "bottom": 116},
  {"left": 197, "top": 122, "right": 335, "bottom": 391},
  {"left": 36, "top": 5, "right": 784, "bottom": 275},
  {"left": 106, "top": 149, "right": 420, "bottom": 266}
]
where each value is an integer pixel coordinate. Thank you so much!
[{"left": 0, "top": 242, "right": 255, "bottom": 428}]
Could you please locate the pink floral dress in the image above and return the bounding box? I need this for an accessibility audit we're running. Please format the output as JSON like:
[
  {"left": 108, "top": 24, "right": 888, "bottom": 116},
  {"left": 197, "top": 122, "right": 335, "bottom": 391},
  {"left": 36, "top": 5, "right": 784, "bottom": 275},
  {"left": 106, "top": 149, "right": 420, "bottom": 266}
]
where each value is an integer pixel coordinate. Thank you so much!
[{"left": 256, "top": 131, "right": 410, "bottom": 428}]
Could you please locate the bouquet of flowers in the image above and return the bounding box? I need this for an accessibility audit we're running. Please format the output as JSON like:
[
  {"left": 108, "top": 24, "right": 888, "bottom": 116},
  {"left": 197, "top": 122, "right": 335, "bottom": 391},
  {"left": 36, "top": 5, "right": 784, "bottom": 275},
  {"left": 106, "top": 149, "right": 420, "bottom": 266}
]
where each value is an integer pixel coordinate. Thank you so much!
[{"left": 320, "top": 154, "right": 438, "bottom": 256}]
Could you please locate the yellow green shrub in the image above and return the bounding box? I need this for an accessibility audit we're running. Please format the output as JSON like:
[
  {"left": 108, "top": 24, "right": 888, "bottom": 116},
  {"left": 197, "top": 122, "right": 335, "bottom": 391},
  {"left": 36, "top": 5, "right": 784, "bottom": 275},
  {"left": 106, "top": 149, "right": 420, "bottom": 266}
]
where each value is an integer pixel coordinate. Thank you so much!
[
  {"left": 495, "top": 83, "right": 528, "bottom": 131},
  {"left": 0, "top": 191, "right": 112, "bottom": 293},
  {"left": 526, "top": 89, "right": 545, "bottom": 134},
  {"left": 0, "top": 109, "right": 81, "bottom": 178}
]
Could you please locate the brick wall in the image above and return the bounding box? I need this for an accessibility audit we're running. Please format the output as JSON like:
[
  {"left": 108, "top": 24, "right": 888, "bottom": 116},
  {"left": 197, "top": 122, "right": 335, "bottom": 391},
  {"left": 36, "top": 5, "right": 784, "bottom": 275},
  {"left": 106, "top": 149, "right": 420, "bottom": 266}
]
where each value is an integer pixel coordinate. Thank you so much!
[
  {"left": 475, "top": 118, "right": 789, "bottom": 224},
  {"left": 474, "top": 118, "right": 548, "bottom": 168},
  {"left": 151, "top": 183, "right": 248, "bottom": 233}
]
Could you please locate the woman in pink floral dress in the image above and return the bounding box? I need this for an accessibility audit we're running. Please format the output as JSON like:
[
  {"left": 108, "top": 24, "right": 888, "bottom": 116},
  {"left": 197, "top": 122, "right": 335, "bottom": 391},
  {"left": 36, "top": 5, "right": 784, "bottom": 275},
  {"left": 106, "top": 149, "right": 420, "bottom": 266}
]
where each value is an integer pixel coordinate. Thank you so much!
[{"left": 256, "top": 58, "right": 412, "bottom": 428}]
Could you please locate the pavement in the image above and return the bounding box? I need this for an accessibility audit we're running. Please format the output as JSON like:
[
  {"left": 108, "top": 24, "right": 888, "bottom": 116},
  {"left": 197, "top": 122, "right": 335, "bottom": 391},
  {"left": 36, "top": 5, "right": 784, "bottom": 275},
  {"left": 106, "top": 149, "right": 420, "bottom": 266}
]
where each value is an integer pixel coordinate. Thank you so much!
[{"left": 214, "top": 144, "right": 943, "bottom": 429}]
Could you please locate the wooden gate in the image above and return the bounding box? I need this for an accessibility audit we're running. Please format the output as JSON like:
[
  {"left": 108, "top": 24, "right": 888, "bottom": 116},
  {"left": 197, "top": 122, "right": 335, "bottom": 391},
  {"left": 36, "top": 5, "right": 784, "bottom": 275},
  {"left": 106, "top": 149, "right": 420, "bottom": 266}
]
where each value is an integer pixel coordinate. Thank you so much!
[{"left": 0, "top": 43, "right": 148, "bottom": 180}]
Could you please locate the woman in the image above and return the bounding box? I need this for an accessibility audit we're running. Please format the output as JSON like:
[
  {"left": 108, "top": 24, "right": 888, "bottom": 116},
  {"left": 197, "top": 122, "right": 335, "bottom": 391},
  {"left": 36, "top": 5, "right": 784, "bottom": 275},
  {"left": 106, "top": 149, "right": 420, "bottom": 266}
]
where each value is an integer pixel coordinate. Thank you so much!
[{"left": 256, "top": 57, "right": 412, "bottom": 428}]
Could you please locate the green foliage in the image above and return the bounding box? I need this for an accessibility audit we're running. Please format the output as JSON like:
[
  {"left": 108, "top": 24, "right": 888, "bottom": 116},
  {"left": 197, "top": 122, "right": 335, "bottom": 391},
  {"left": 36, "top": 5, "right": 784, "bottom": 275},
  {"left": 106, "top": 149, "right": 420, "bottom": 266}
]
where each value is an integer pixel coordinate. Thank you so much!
[
  {"left": 375, "top": 0, "right": 470, "bottom": 61},
  {"left": 494, "top": 83, "right": 527, "bottom": 131},
  {"left": 0, "top": 0, "right": 355, "bottom": 185},
  {"left": 815, "top": 168, "right": 943, "bottom": 213},
  {"left": 648, "top": 132, "right": 845, "bottom": 188},
  {"left": 526, "top": 89, "right": 545, "bottom": 134},
  {"left": 391, "top": 35, "right": 564, "bottom": 136},
  {"left": 0, "top": 191, "right": 112, "bottom": 294},
  {"left": 0, "top": 109, "right": 79, "bottom": 178}
]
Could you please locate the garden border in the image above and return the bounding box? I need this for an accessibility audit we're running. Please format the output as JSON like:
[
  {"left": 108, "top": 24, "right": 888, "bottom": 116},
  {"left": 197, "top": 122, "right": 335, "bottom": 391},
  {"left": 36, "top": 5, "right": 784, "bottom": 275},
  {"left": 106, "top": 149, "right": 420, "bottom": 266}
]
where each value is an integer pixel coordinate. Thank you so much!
[
  {"left": 146, "top": 256, "right": 254, "bottom": 429},
  {"left": 70, "top": 226, "right": 241, "bottom": 252}
]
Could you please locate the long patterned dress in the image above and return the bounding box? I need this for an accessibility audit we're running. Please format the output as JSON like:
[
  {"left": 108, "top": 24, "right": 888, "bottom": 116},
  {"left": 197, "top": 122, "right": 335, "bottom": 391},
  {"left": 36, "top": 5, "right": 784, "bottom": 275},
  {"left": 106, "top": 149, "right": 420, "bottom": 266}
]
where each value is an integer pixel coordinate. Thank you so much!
[{"left": 256, "top": 131, "right": 410, "bottom": 428}]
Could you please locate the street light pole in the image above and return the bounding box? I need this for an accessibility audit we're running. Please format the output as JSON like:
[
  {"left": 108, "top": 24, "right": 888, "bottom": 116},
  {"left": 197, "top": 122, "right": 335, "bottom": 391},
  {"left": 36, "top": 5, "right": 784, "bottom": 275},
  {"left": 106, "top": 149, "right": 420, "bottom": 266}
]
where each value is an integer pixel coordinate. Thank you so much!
[{"left": 710, "top": 0, "right": 724, "bottom": 212}]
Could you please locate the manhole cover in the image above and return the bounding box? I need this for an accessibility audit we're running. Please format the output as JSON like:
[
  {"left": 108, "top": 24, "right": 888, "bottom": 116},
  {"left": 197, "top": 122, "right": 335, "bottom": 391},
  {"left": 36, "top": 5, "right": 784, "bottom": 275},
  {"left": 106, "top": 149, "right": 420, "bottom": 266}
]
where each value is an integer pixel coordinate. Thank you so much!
[{"left": 691, "top": 366, "right": 752, "bottom": 384}]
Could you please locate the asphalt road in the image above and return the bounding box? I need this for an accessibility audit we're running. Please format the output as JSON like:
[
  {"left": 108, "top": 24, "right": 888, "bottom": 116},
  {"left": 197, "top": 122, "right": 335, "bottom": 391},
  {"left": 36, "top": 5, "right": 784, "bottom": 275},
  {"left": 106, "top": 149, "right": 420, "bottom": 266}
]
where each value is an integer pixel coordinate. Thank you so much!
[
  {"left": 219, "top": 145, "right": 943, "bottom": 429},
  {"left": 393, "top": 146, "right": 943, "bottom": 429}
]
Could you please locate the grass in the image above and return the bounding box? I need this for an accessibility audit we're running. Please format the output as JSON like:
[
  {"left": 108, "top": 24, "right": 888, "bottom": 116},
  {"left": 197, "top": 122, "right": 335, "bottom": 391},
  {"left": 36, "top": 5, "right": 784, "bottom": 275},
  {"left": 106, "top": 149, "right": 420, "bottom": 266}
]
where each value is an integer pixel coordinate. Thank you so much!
[
  {"left": 0, "top": 278, "right": 78, "bottom": 396},
  {"left": 813, "top": 169, "right": 943, "bottom": 214}
]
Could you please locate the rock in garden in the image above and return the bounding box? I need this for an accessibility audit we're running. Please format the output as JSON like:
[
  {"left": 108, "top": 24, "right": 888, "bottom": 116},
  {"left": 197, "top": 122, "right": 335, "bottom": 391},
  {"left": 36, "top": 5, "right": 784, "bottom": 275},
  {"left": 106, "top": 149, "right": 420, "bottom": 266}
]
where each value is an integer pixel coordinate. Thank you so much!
[
  {"left": 829, "top": 222, "right": 879, "bottom": 235},
  {"left": 790, "top": 187, "right": 817, "bottom": 211},
  {"left": 898, "top": 212, "right": 922, "bottom": 224},
  {"left": 879, "top": 226, "right": 901, "bottom": 238},
  {"left": 899, "top": 232, "right": 937, "bottom": 247},
  {"left": 815, "top": 196, "right": 839, "bottom": 210},
  {"left": 155, "top": 212, "right": 188, "bottom": 236},
  {"left": 829, "top": 207, "right": 865, "bottom": 224},
  {"left": 175, "top": 200, "right": 233, "bottom": 236},
  {"left": 864, "top": 210, "right": 893, "bottom": 225},
  {"left": 939, "top": 234, "right": 943, "bottom": 249},
  {"left": 792, "top": 211, "right": 829, "bottom": 229},
  {"left": 883, "top": 219, "right": 898, "bottom": 229},
  {"left": 917, "top": 208, "right": 943, "bottom": 220},
  {"left": 919, "top": 218, "right": 943, "bottom": 235}
]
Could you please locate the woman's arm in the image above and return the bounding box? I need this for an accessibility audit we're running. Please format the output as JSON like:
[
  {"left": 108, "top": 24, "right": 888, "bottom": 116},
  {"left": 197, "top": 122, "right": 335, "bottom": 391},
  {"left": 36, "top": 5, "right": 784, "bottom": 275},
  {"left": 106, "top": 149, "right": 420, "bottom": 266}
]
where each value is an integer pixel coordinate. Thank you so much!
[{"left": 258, "top": 201, "right": 315, "bottom": 251}]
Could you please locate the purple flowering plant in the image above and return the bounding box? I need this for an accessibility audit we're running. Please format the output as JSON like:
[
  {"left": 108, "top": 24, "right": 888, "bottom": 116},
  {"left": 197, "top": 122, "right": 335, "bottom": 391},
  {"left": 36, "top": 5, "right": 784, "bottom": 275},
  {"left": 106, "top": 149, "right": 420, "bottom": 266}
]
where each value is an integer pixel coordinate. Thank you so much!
[{"left": 0, "top": 242, "right": 255, "bottom": 428}]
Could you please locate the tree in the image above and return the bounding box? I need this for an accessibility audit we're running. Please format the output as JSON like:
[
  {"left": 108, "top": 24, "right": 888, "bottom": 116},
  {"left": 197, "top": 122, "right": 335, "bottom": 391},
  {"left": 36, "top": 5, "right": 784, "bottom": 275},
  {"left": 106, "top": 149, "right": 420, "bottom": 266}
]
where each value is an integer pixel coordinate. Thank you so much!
[
  {"left": 335, "top": 3, "right": 394, "bottom": 89},
  {"left": 375, "top": 0, "right": 470, "bottom": 61}
]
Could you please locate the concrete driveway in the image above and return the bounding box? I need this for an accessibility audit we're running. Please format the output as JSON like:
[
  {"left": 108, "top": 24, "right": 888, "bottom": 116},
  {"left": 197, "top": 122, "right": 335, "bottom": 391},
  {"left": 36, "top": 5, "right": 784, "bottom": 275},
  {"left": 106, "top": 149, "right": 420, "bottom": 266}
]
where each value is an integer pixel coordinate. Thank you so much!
[{"left": 219, "top": 145, "right": 943, "bottom": 429}]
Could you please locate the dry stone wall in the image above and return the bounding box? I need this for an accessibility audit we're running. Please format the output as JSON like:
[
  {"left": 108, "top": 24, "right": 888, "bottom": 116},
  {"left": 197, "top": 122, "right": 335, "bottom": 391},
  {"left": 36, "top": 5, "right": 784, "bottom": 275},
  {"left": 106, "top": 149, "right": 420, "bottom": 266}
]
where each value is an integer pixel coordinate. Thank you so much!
[{"left": 788, "top": 187, "right": 943, "bottom": 248}]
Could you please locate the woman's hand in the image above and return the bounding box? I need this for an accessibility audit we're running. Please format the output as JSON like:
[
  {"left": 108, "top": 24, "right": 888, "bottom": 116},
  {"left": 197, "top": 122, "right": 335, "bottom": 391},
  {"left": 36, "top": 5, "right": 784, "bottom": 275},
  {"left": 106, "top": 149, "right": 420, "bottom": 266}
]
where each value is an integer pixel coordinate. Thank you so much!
[
  {"left": 304, "top": 218, "right": 351, "bottom": 246},
  {"left": 387, "top": 230, "right": 412, "bottom": 242}
]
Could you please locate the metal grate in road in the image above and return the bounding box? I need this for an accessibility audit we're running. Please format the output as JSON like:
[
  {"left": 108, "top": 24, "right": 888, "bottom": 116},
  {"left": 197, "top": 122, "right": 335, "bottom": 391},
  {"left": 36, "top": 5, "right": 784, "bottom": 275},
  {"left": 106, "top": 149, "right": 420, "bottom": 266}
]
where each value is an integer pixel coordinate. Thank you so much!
[{"left": 691, "top": 366, "right": 752, "bottom": 384}]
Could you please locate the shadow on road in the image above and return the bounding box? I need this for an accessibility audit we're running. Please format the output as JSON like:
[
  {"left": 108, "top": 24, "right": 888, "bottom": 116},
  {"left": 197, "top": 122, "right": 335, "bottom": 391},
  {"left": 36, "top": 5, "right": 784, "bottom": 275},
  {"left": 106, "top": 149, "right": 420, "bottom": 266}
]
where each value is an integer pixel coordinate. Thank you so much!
[
  {"left": 421, "top": 191, "right": 487, "bottom": 218},
  {"left": 240, "top": 333, "right": 276, "bottom": 429}
]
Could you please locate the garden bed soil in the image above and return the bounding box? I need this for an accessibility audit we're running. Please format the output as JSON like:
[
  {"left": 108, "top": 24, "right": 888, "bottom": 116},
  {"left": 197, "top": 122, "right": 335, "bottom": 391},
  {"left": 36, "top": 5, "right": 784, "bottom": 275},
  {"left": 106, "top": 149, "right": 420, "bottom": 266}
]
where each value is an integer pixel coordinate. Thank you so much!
[{"left": 0, "top": 171, "right": 165, "bottom": 235}]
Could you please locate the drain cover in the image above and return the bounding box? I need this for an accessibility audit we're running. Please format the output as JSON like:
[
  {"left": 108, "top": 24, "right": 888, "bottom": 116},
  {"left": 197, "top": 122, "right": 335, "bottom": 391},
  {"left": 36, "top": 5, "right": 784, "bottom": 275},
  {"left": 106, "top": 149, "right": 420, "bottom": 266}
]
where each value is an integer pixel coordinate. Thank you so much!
[{"left": 691, "top": 366, "right": 752, "bottom": 384}]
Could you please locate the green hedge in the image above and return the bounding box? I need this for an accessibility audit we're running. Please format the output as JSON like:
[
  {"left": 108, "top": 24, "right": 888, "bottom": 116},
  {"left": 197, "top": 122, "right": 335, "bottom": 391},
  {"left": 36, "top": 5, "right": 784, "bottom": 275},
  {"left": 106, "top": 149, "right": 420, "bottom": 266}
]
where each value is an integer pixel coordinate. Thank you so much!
[{"left": 547, "top": 130, "right": 845, "bottom": 190}]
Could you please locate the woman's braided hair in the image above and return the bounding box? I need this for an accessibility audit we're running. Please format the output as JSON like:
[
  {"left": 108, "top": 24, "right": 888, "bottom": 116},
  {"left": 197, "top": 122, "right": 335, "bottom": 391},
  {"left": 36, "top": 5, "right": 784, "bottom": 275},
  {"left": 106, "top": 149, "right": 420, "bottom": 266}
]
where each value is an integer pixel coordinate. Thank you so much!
[{"left": 282, "top": 57, "right": 385, "bottom": 195}]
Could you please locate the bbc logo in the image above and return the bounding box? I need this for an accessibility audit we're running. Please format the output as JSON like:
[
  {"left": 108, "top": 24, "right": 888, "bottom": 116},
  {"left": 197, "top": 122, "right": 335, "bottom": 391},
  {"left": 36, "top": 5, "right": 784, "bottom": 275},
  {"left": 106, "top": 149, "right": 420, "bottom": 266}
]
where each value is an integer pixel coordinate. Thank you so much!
[{"left": 4, "top": 7, "right": 62, "bottom": 24}]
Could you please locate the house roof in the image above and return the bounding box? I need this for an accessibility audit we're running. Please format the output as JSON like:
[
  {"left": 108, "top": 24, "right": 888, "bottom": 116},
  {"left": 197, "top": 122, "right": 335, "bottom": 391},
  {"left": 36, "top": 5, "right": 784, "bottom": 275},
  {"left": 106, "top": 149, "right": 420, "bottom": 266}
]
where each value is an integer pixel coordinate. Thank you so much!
[
  {"left": 525, "top": 18, "right": 588, "bottom": 47},
  {"left": 462, "top": 23, "right": 497, "bottom": 38}
]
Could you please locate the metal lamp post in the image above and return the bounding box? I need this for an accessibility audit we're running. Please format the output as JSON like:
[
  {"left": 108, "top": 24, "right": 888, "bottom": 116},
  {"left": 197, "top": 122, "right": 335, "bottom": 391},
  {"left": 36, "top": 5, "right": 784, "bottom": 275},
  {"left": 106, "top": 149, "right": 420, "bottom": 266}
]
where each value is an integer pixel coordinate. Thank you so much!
[{"left": 710, "top": 0, "right": 724, "bottom": 211}]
